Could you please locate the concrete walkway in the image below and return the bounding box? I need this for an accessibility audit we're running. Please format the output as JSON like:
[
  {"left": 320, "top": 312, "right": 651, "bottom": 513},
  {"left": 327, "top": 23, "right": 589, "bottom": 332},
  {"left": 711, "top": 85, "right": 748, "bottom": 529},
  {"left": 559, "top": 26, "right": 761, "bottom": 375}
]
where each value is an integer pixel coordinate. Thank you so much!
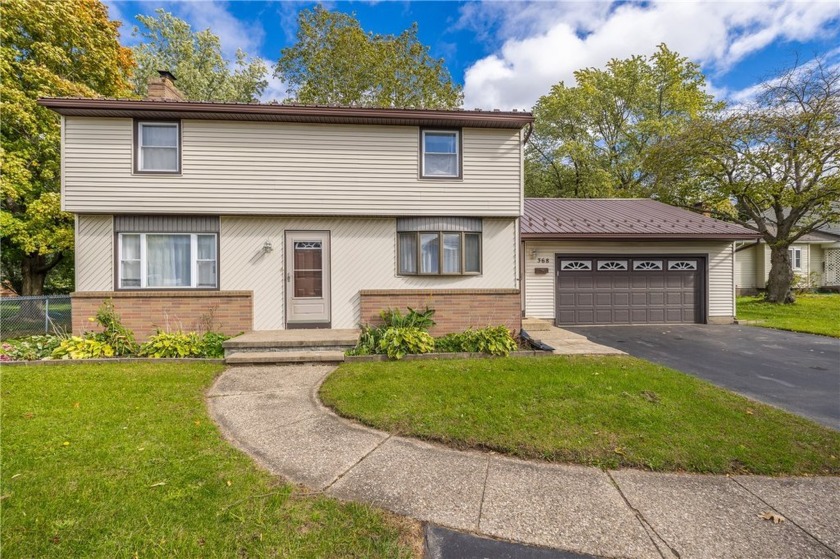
[{"left": 208, "top": 365, "right": 840, "bottom": 559}]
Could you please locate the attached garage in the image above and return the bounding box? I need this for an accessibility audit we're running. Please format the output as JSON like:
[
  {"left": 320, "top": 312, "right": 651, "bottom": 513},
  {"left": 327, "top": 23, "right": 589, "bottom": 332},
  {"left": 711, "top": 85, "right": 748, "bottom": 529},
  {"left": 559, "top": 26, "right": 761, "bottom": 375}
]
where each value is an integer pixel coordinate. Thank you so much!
[{"left": 522, "top": 199, "right": 759, "bottom": 326}]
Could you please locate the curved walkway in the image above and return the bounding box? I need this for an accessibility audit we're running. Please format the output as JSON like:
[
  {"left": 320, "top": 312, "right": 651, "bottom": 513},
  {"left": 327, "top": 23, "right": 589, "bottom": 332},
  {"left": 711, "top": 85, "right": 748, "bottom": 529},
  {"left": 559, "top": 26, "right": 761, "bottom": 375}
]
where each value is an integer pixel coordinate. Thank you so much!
[{"left": 207, "top": 365, "right": 840, "bottom": 559}]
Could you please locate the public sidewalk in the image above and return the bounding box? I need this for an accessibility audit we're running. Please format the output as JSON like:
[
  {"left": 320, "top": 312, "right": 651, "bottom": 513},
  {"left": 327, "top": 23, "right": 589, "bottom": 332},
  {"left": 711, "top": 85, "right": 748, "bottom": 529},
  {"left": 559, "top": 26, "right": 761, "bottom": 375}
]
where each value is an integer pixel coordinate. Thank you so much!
[{"left": 207, "top": 365, "right": 839, "bottom": 559}]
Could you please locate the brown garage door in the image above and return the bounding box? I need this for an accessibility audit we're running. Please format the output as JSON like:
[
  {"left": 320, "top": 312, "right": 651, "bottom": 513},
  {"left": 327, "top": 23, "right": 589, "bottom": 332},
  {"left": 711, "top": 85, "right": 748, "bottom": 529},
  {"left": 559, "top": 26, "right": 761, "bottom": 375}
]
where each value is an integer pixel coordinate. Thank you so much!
[{"left": 555, "top": 256, "right": 704, "bottom": 325}]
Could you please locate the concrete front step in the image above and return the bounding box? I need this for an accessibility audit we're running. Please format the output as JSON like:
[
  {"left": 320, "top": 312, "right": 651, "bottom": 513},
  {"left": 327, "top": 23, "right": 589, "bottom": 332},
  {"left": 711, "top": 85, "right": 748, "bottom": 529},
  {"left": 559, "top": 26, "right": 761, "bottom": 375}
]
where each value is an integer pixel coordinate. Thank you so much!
[
  {"left": 225, "top": 350, "right": 346, "bottom": 365},
  {"left": 223, "top": 329, "right": 359, "bottom": 353},
  {"left": 521, "top": 317, "right": 553, "bottom": 331}
]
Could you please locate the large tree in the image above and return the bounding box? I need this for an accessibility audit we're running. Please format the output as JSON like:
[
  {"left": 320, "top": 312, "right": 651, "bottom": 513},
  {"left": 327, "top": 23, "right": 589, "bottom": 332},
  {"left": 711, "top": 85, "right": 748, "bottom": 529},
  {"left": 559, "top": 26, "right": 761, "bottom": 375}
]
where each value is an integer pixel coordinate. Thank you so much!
[
  {"left": 527, "top": 44, "right": 720, "bottom": 198},
  {"left": 653, "top": 61, "right": 840, "bottom": 304},
  {"left": 131, "top": 9, "right": 267, "bottom": 102},
  {"left": 276, "top": 6, "right": 462, "bottom": 108},
  {"left": 0, "top": 0, "right": 134, "bottom": 297}
]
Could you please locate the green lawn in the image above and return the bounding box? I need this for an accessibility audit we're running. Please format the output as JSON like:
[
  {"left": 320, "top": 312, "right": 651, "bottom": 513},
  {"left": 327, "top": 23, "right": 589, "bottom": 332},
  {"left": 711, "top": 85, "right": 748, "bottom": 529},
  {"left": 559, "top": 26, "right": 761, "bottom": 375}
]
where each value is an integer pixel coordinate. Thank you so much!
[
  {"left": 737, "top": 293, "right": 840, "bottom": 337},
  {"left": 321, "top": 356, "right": 840, "bottom": 476},
  {"left": 1, "top": 362, "right": 419, "bottom": 558}
]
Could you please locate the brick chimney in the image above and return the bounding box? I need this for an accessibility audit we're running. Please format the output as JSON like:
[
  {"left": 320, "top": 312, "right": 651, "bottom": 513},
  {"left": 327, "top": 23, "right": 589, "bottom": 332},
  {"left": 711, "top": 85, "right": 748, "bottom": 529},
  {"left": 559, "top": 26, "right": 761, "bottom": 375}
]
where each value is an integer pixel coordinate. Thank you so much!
[{"left": 146, "top": 70, "right": 185, "bottom": 101}]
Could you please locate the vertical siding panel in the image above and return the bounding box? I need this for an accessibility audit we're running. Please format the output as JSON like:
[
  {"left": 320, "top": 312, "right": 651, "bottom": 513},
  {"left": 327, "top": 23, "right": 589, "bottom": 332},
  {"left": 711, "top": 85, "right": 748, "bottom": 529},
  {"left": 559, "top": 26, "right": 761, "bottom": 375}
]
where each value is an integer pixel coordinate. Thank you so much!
[
  {"left": 523, "top": 241, "right": 735, "bottom": 320},
  {"left": 76, "top": 215, "right": 114, "bottom": 291}
]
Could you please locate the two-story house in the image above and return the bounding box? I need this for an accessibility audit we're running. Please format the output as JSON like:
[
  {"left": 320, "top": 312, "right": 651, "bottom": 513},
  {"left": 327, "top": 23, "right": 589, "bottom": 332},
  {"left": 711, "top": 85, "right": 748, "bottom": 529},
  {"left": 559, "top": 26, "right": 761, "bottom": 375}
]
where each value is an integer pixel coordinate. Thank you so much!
[{"left": 40, "top": 74, "right": 532, "bottom": 339}]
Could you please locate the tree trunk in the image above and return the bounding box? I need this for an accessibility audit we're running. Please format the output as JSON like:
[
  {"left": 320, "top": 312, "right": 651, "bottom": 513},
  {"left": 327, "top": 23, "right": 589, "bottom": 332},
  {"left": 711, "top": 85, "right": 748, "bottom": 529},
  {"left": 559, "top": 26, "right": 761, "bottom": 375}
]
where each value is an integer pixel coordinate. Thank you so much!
[
  {"left": 18, "top": 254, "right": 52, "bottom": 319},
  {"left": 766, "top": 245, "right": 796, "bottom": 304}
]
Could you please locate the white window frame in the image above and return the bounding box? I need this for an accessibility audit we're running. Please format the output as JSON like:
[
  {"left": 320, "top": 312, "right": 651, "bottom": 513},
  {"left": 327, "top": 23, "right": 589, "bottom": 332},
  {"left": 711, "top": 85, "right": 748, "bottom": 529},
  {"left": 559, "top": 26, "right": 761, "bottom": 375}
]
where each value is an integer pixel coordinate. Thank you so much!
[
  {"left": 397, "top": 231, "right": 481, "bottom": 276},
  {"left": 789, "top": 247, "right": 802, "bottom": 270},
  {"left": 118, "top": 233, "right": 217, "bottom": 289},
  {"left": 420, "top": 129, "right": 460, "bottom": 178},
  {"left": 136, "top": 121, "right": 180, "bottom": 173}
]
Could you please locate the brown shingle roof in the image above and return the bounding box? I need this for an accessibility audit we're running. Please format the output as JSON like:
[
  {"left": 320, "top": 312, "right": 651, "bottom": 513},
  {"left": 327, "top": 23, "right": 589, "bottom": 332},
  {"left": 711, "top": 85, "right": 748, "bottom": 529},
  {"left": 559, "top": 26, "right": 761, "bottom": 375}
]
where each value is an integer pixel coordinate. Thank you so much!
[
  {"left": 37, "top": 98, "right": 534, "bottom": 129},
  {"left": 522, "top": 198, "right": 759, "bottom": 240}
]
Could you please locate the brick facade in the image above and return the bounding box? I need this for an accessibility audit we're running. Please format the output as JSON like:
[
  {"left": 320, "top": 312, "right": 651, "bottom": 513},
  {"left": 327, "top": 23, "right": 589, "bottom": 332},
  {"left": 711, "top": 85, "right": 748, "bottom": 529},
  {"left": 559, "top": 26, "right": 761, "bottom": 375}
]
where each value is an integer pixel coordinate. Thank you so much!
[
  {"left": 71, "top": 291, "right": 253, "bottom": 341},
  {"left": 359, "top": 289, "right": 521, "bottom": 336}
]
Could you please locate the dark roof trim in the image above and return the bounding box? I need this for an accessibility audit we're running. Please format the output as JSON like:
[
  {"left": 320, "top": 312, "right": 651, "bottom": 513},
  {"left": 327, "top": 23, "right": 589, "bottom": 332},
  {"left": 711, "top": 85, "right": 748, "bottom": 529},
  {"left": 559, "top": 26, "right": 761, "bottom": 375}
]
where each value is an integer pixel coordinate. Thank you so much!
[{"left": 37, "top": 98, "right": 534, "bottom": 129}]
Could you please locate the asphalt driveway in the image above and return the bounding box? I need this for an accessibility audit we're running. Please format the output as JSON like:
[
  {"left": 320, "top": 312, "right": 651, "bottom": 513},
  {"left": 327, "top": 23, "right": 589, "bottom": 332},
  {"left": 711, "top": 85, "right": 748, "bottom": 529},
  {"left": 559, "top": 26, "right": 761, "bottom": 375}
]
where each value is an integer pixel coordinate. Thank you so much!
[{"left": 566, "top": 324, "right": 840, "bottom": 429}]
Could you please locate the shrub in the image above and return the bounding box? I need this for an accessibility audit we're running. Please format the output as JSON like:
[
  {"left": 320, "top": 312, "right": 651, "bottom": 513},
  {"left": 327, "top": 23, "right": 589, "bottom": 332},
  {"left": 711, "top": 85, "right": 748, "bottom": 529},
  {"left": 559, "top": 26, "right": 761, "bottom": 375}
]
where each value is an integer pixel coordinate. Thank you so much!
[
  {"left": 200, "top": 331, "right": 230, "bottom": 358},
  {"left": 434, "top": 326, "right": 518, "bottom": 356},
  {"left": 377, "top": 327, "right": 434, "bottom": 360},
  {"left": 380, "top": 306, "right": 436, "bottom": 330},
  {"left": 139, "top": 331, "right": 204, "bottom": 358},
  {"left": 94, "top": 300, "right": 137, "bottom": 356},
  {"left": 347, "top": 324, "right": 384, "bottom": 356},
  {"left": 52, "top": 336, "right": 115, "bottom": 360},
  {"left": 0, "top": 335, "right": 62, "bottom": 361}
]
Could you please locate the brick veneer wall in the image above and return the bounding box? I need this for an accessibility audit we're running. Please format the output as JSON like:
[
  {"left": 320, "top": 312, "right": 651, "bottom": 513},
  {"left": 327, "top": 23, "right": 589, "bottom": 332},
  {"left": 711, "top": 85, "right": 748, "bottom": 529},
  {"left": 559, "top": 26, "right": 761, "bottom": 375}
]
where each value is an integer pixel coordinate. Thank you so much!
[
  {"left": 71, "top": 291, "right": 253, "bottom": 341},
  {"left": 359, "top": 289, "right": 521, "bottom": 336}
]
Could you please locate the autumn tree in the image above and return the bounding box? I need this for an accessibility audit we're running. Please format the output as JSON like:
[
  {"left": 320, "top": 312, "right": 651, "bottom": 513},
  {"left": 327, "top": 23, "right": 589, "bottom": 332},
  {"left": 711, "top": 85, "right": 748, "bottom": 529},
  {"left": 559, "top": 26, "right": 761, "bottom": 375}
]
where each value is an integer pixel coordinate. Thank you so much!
[
  {"left": 527, "top": 44, "right": 720, "bottom": 198},
  {"left": 276, "top": 7, "right": 462, "bottom": 108},
  {"left": 0, "top": 0, "right": 134, "bottom": 298},
  {"left": 131, "top": 9, "right": 267, "bottom": 102},
  {"left": 653, "top": 61, "right": 840, "bottom": 303}
]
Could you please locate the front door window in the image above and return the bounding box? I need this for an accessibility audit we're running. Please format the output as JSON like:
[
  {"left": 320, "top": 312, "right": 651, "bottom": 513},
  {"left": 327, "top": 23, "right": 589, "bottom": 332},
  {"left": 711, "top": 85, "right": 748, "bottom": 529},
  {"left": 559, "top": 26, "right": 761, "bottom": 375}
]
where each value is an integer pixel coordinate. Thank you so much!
[{"left": 293, "top": 241, "right": 323, "bottom": 298}]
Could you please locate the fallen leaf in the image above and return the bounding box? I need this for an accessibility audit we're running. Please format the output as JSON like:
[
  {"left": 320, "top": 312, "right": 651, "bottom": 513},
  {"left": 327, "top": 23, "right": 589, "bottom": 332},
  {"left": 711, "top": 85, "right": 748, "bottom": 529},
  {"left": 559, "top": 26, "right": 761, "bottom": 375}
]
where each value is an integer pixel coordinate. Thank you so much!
[
  {"left": 226, "top": 480, "right": 232, "bottom": 487},
  {"left": 149, "top": 482, "right": 166, "bottom": 488},
  {"left": 11, "top": 474, "right": 21, "bottom": 479},
  {"left": 194, "top": 420, "right": 201, "bottom": 426},
  {"left": 746, "top": 408, "right": 754, "bottom": 415},
  {"left": 73, "top": 402, "right": 80, "bottom": 409},
  {"left": 62, "top": 441, "right": 70, "bottom": 446},
  {"left": 759, "top": 511, "right": 785, "bottom": 524},
  {"left": 614, "top": 447, "right": 626, "bottom": 457}
]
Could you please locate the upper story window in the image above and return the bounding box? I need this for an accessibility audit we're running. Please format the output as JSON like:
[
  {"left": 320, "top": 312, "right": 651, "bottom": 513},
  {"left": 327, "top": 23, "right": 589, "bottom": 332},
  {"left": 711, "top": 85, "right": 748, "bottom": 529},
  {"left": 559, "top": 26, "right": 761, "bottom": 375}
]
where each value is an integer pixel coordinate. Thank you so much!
[
  {"left": 421, "top": 129, "right": 460, "bottom": 178},
  {"left": 136, "top": 121, "right": 180, "bottom": 173},
  {"left": 119, "top": 233, "right": 217, "bottom": 289},
  {"left": 789, "top": 247, "right": 802, "bottom": 270}
]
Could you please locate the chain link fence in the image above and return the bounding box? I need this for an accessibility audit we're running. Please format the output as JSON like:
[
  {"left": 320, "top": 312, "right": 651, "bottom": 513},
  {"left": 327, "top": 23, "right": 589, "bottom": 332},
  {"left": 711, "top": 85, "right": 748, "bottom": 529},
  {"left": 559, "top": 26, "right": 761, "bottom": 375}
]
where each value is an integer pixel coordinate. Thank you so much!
[{"left": 1, "top": 295, "right": 72, "bottom": 340}]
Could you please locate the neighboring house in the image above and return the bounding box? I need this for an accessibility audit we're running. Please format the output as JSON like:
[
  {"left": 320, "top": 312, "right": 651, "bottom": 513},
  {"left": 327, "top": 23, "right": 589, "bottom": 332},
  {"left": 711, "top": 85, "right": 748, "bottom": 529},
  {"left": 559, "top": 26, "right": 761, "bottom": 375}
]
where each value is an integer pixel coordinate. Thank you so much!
[
  {"left": 520, "top": 199, "right": 758, "bottom": 325},
  {"left": 734, "top": 228, "right": 840, "bottom": 294},
  {"left": 40, "top": 73, "right": 532, "bottom": 339}
]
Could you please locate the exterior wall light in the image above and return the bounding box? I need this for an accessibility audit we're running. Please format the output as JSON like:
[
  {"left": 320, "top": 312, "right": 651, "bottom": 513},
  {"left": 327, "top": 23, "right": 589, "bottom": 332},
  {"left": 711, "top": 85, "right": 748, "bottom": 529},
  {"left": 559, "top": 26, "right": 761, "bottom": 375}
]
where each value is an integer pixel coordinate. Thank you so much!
[{"left": 263, "top": 240, "right": 273, "bottom": 253}]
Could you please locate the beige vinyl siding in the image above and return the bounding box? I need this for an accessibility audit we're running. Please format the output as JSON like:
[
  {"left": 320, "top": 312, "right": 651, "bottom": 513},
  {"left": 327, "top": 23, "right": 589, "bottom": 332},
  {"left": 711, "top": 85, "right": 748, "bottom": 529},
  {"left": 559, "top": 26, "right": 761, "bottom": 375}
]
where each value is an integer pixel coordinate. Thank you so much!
[
  {"left": 523, "top": 240, "right": 735, "bottom": 320},
  {"left": 220, "top": 217, "right": 518, "bottom": 330},
  {"left": 735, "top": 244, "right": 758, "bottom": 289},
  {"left": 759, "top": 243, "right": 812, "bottom": 286},
  {"left": 76, "top": 215, "right": 113, "bottom": 291},
  {"left": 63, "top": 118, "right": 522, "bottom": 216}
]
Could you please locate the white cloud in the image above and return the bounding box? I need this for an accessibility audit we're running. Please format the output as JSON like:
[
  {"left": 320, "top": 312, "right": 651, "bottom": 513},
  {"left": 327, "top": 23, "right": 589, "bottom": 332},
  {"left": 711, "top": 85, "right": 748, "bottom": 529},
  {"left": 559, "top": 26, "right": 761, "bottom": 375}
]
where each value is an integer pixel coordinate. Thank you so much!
[
  {"left": 174, "top": 1, "right": 265, "bottom": 59},
  {"left": 462, "top": 0, "right": 840, "bottom": 110},
  {"left": 259, "top": 58, "right": 289, "bottom": 103}
]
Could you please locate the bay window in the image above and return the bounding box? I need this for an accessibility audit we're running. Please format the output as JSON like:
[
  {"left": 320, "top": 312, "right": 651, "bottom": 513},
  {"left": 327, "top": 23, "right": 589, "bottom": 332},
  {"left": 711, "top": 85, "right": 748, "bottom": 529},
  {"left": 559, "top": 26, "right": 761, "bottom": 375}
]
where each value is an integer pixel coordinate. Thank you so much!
[
  {"left": 119, "top": 233, "right": 217, "bottom": 289},
  {"left": 398, "top": 231, "right": 481, "bottom": 275}
]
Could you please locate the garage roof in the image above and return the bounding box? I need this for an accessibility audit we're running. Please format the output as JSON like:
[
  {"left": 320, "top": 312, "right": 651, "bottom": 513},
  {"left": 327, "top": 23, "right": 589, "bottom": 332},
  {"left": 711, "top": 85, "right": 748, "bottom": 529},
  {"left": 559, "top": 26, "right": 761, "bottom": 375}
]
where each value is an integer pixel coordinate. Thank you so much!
[{"left": 522, "top": 198, "right": 760, "bottom": 240}]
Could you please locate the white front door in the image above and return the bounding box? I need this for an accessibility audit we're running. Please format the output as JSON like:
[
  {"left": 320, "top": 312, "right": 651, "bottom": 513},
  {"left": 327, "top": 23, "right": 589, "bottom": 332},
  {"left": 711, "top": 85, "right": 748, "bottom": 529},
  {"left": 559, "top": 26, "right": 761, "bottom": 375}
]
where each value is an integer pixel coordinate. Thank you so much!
[{"left": 285, "top": 231, "right": 331, "bottom": 326}]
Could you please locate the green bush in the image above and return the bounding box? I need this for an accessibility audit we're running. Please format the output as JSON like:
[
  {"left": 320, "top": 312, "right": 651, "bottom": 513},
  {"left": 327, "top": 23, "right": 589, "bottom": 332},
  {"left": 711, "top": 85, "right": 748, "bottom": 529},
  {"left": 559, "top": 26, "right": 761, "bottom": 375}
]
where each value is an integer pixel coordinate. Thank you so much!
[
  {"left": 377, "top": 327, "right": 435, "bottom": 360},
  {"left": 380, "top": 306, "right": 436, "bottom": 330},
  {"left": 200, "top": 331, "right": 230, "bottom": 358},
  {"left": 346, "top": 324, "right": 384, "bottom": 356},
  {"left": 139, "top": 331, "right": 203, "bottom": 358},
  {"left": 52, "top": 336, "right": 115, "bottom": 360},
  {"left": 94, "top": 300, "right": 138, "bottom": 356},
  {"left": 0, "top": 335, "right": 62, "bottom": 361},
  {"left": 434, "top": 326, "right": 518, "bottom": 356}
]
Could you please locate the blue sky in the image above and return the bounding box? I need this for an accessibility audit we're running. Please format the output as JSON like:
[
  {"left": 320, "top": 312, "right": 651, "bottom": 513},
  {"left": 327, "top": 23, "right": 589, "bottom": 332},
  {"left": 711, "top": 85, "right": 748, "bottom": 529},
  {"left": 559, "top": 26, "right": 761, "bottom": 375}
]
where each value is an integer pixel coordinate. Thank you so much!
[{"left": 105, "top": 1, "right": 840, "bottom": 109}]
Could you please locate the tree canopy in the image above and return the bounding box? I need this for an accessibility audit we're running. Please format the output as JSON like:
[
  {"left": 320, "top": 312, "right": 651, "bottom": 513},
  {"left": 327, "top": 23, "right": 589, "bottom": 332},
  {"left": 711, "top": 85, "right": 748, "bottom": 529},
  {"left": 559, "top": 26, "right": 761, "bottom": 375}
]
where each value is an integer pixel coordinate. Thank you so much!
[
  {"left": 275, "top": 7, "right": 462, "bottom": 108},
  {"left": 1, "top": 0, "right": 134, "bottom": 296},
  {"left": 131, "top": 9, "right": 267, "bottom": 102},
  {"left": 653, "top": 61, "right": 840, "bottom": 303},
  {"left": 527, "top": 44, "right": 720, "bottom": 199}
]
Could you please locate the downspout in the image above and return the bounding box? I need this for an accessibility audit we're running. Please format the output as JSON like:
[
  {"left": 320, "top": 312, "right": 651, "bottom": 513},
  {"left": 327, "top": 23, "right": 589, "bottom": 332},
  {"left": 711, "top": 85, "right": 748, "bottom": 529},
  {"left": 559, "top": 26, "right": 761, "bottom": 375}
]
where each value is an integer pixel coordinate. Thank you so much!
[{"left": 735, "top": 240, "right": 761, "bottom": 253}]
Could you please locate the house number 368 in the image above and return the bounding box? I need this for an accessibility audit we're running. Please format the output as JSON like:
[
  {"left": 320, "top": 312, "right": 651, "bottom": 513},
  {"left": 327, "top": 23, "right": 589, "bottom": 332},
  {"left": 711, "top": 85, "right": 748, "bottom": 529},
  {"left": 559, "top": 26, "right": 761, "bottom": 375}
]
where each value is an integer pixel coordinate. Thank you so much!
[{"left": 536, "top": 257, "right": 550, "bottom": 264}]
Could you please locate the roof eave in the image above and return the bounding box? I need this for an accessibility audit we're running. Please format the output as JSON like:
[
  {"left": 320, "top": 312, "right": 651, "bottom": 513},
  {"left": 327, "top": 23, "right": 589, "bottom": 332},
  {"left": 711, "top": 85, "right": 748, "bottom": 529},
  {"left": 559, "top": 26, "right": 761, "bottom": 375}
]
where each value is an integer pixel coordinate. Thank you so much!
[
  {"left": 521, "top": 233, "right": 761, "bottom": 241},
  {"left": 36, "top": 98, "right": 535, "bottom": 128}
]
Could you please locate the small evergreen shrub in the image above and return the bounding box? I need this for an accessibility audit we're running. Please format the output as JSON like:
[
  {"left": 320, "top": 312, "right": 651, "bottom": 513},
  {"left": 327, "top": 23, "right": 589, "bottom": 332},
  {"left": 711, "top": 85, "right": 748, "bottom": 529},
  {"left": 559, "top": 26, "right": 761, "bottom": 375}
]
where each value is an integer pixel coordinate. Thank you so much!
[{"left": 377, "top": 327, "right": 435, "bottom": 360}]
